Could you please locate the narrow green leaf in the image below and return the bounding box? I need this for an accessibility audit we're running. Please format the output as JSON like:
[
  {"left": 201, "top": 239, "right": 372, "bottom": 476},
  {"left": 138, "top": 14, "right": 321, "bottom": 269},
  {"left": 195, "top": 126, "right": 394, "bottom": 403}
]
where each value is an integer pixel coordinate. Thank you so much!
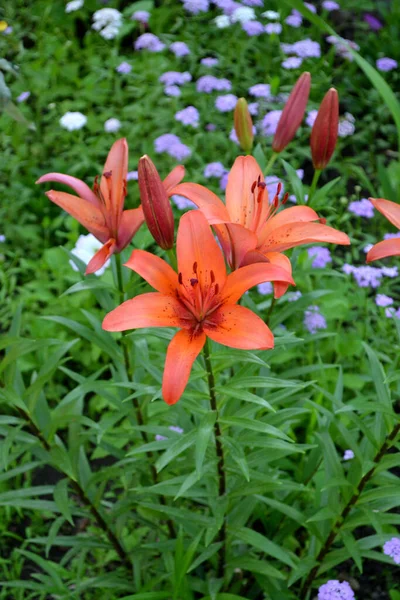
[
  {"left": 195, "top": 412, "right": 216, "bottom": 476},
  {"left": 230, "top": 527, "right": 297, "bottom": 568},
  {"left": 53, "top": 479, "right": 74, "bottom": 526}
]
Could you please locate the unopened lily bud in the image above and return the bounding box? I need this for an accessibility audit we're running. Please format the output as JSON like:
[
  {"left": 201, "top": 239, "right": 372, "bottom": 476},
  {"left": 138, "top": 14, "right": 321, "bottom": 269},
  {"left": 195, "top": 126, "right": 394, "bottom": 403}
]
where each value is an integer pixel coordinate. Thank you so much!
[
  {"left": 272, "top": 72, "right": 311, "bottom": 153},
  {"left": 310, "top": 88, "right": 339, "bottom": 170},
  {"left": 234, "top": 98, "right": 254, "bottom": 152},
  {"left": 138, "top": 155, "right": 175, "bottom": 250}
]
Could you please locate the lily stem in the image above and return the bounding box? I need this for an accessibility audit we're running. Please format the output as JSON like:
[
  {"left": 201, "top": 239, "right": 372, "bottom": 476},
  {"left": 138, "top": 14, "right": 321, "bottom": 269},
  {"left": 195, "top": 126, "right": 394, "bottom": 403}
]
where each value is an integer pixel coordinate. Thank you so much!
[
  {"left": 18, "top": 407, "right": 131, "bottom": 569},
  {"left": 307, "top": 169, "right": 322, "bottom": 206},
  {"left": 299, "top": 422, "right": 400, "bottom": 599},
  {"left": 203, "top": 338, "right": 226, "bottom": 580},
  {"left": 114, "top": 254, "right": 176, "bottom": 539},
  {"left": 264, "top": 152, "right": 278, "bottom": 177},
  {"left": 266, "top": 296, "right": 277, "bottom": 326}
]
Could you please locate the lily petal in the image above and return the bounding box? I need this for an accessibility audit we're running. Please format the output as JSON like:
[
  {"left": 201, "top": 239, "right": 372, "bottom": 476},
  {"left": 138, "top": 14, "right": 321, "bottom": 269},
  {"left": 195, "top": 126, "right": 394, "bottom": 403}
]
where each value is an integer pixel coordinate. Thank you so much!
[
  {"left": 259, "top": 221, "right": 350, "bottom": 253},
  {"left": 263, "top": 252, "right": 293, "bottom": 299},
  {"left": 102, "top": 292, "right": 184, "bottom": 331},
  {"left": 370, "top": 197, "right": 400, "bottom": 230},
  {"left": 222, "top": 263, "right": 294, "bottom": 304},
  {"left": 85, "top": 238, "right": 116, "bottom": 275},
  {"left": 366, "top": 238, "right": 400, "bottom": 263},
  {"left": 116, "top": 207, "right": 145, "bottom": 251},
  {"left": 171, "top": 182, "right": 230, "bottom": 223},
  {"left": 164, "top": 165, "right": 185, "bottom": 194},
  {"left": 124, "top": 249, "right": 178, "bottom": 294},
  {"left": 226, "top": 156, "right": 265, "bottom": 230},
  {"left": 36, "top": 173, "right": 100, "bottom": 207},
  {"left": 204, "top": 304, "right": 274, "bottom": 350},
  {"left": 46, "top": 190, "right": 109, "bottom": 242},
  {"left": 162, "top": 329, "right": 206, "bottom": 405},
  {"left": 101, "top": 138, "right": 129, "bottom": 232},
  {"left": 257, "top": 205, "right": 320, "bottom": 246},
  {"left": 215, "top": 222, "right": 257, "bottom": 270},
  {"left": 177, "top": 211, "right": 227, "bottom": 290}
]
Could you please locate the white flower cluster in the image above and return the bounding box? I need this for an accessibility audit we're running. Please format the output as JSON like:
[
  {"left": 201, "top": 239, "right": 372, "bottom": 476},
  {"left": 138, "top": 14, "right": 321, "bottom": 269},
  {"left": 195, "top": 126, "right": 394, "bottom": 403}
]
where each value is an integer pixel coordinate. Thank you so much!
[
  {"left": 59, "top": 111, "right": 87, "bottom": 131},
  {"left": 65, "top": 0, "right": 83, "bottom": 13},
  {"left": 92, "top": 8, "right": 122, "bottom": 40}
]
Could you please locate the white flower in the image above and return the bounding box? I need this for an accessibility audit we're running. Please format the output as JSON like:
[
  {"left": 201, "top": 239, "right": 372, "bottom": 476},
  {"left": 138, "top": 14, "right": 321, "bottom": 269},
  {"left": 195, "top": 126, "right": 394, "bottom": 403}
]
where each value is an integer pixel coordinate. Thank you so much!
[
  {"left": 262, "top": 10, "right": 280, "bottom": 19},
  {"left": 92, "top": 8, "right": 122, "bottom": 40},
  {"left": 104, "top": 118, "right": 121, "bottom": 133},
  {"left": 60, "top": 111, "right": 87, "bottom": 131},
  {"left": 231, "top": 7, "right": 256, "bottom": 23},
  {"left": 66, "top": 0, "right": 83, "bottom": 12},
  {"left": 70, "top": 234, "right": 110, "bottom": 276},
  {"left": 214, "top": 15, "right": 230, "bottom": 28}
]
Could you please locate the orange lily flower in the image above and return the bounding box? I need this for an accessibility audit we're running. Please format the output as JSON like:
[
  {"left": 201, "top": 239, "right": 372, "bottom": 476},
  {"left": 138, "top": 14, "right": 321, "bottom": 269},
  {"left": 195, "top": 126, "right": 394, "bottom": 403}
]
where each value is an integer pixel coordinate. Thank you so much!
[
  {"left": 367, "top": 198, "right": 400, "bottom": 263},
  {"left": 170, "top": 156, "right": 350, "bottom": 298},
  {"left": 36, "top": 139, "right": 184, "bottom": 274},
  {"left": 102, "top": 210, "right": 295, "bottom": 405}
]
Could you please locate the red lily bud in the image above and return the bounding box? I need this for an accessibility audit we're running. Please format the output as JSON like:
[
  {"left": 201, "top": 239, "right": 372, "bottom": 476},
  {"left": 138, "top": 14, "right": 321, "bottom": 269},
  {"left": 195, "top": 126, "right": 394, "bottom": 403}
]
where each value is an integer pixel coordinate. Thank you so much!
[
  {"left": 272, "top": 72, "right": 311, "bottom": 153},
  {"left": 310, "top": 88, "right": 339, "bottom": 170},
  {"left": 234, "top": 98, "right": 254, "bottom": 152},
  {"left": 138, "top": 155, "right": 175, "bottom": 250}
]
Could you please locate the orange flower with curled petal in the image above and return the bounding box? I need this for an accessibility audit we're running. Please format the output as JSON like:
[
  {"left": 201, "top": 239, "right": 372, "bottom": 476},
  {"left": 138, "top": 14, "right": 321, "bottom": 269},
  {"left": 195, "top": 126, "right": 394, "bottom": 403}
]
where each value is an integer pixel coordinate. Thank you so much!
[
  {"left": 102, "top": 210, "right": 294, "bottom": 405},
  {"left": 36, "top": 139, "right": 184, "bottom": 274},
  {"left": 367, "top": 198, "right": 400, "bottom": 263},
  {"left": 170, "top": 155, "right": 350, "bottom": 298}
]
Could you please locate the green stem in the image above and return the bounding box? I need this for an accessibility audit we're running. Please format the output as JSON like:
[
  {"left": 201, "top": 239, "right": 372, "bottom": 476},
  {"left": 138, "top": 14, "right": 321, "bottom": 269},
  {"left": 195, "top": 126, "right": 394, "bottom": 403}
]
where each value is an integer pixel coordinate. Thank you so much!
[
  {"left": 203, "top": 338, "right": 226, "bottom": 579},
  {"left": 115, "top": 253, "right": 125, "bottom": 305},
  {"left": 18, "top": 408, "right": 131, "bottom": 569},
  {"left": 266, "top": 296, "right": 276, "bottom": 326},
  {"left": 264, "top": 152, "right": 278, "bottom": 177},
  {"left": 299, "top": 422, "right": 400, "bottom": 599},
  {"left": 307, "top": 169, "right": 322, "bottom": 206},
  {"left": 167, "top": 248, "right": 177, "bottom": 271}
]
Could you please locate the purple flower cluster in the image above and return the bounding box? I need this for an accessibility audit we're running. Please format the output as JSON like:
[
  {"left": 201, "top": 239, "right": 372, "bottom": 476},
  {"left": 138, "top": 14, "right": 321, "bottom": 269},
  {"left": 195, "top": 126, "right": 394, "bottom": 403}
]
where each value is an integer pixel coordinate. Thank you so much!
[
  {"left": 342, "top": 264, "right": 383, "bottom": 288},
  {"left": 265, "top": 176, "right": 284, "bottom": 200},
  {"left": 170, "top": 41, "right": 190, "bottom": 57},
  {"left": 156, "top": 425, "right": 184, "bottom": 441},
  {"left": 159, "top": 71, "right": 192, "bottom": 86},
  {"left": 257, "top": 282, "right": 273, "bottom": 295},
  {"left": 241, "top": 0, "right": 263, "bottom": 5},
  {"left": 364, "top": 14, "right": 383, "bottom": 30},
  {"left": 318, "top": 580, "right": 355, "bottom": 600},
  {"left": 172, "top": 194, "right": 196, "bottom": 210},
  {"left": 285, "top": 11, "right": 302, "bottom": 27},
  {"left": 288, "top": 291, "right": 302, "bottom": 302},
  {"left": 383, "top": 537, "right": 400, "bottom": 564},
  {"left": 116, "top": 61, "right": 132, "bottom": 74},
  {"left": 17, "top": 91, "right": 31, "bottom": 102},
  {"left": 262, "top": 110, "right": 283, "bottom": 136},
  {"left": 201, "top": 57, "right": 219, "bottom": 67},
  {"left": 196, "top": 75, "right": 232, "bottom": 93},
  {"left": 135, "top": 33, "right": 165, "bottom": 52},
  {"left": 175, "top": 106, "right": 200, "bottom": 127},
  {"left": 154, "top": 134, "right": 191, "bottom": 160},
  {"left": 132, "top": 10, "right": 150, "bottom": 23},
  {"left": 204, "top": 162, "right": 225, "bottom": 178},
  {"left": 304, "top": 305, "right": 327, "bottom": 334},
  {"left": 242, "top": 20, "right": 265, "bottom": 36},
  {"left": 343, "top": 449, "right": 354, "bottom": 461},
  {"left": 282, "top": 39, "right": 321, "bottom": 58},
  {"left": 265, "top": 22, "right": 282, "bottom": 34},
  {"left": 282, "top": 56, "right": 303, "bottom": 69},
  {"left": 375, "top": 294, "right": 394, "bottom": 307},
  {"left": 182, "top": 0, "right": 210, "bottom": 13},
  {"left": 215, "top": 94, "right": 238, "bottom": 112},
  {"left": 127, "top": 170, "right": 138, "bottom": 181},
  {"left": 322, "top": 0, "right": 340, "bottom": 10},
  {"left": 308, "top": 247, "right": 332, "bottom": 269},
  {"left": 326, "top": 35, "right": 360, "bottom": 61},
  {"left": 249, "top": 83, "right": 271, "bottom": 98},
  {"left": 348, "top": 198, "right": 374, "bottom": 218},
  {"left": 164, "top": 85, "right": 181, "bottom": 97},
  {"left": 376, "top": 57, "right": 398, "bottom": 72},
  {"left": 230, "top": 125, "right": 257, "bottom": 145}
]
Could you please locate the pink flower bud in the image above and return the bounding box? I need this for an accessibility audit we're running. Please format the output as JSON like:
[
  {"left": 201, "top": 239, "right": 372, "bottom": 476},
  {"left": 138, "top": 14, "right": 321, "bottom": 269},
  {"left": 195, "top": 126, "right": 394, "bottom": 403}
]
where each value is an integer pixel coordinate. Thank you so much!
[
  {"left": 272, "top": 72, "right": 311, "bottom": 153},
  {"left": 310, "top": 88, "right": 339, "bottom": 170}
]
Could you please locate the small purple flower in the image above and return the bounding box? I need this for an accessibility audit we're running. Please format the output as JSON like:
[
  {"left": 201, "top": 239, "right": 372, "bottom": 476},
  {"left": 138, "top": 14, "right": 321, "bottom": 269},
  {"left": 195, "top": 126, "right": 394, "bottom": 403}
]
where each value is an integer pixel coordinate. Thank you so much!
[
  {"left": 175, "top": 106, "right": 200, "bottom": 127},
  {"left": 196, "top": 75, "right": 231, "bottom": 93},
  {"left": 375, "top": 294, "right": 393, "bottom": 307},
  {"left": 230, "top": 126, "right": 257, "bottom": 145},
  {"left": 285, "top": 13, "right": 302, "bottom": 27},
  {"left": 116, "top": 61, "right": 131, "bottom": 74},
  {"left": 215, "top": 94, "right": 238, "bottom": 112},
  {"left": 297, "top": 169, "right": 304, "bottom": 180},
  {"left": 249, "top": 83, "right": 271, "bottom": 98},
  {"left": 154, "top": 133, "right": 191, "bottom": 160},
  {"left": 385, "top": 307, "right": 397, "bottom": 318},
  {"left": 281, "top": 42, "right": 295, "bottom": 53},
  {"left": 288, "top": 291, "right": 302, "bottom": 302},
  {"left": 0, "top": 234, "right": 6, "bottom": 242},
  {"left": 220, "top": 172, "right": 229, "bottom": 191},
  {"left": 172, "top": 194, "right": 195, "bottom": 210},
  {"left": 376, "top": 57, "right": 398, "bottom": 72},
  {"left": 134, "top": 33, "right": 165, "bottom": 52},
  {"left": 169, "top": 425, "right": 184, "bottom": 434},
  {"left": 363, "top": 243, "right": 373, "bottom": 253},
  {"left": 206, "top": 123, "right": 217, "bottom": 131},
  {"left": 169, "top": 142, "right": 192, "bottom": 161},
  {"left": 182, "top": 0, "right": 210, "bottom": 14},
  {"left": 265, "top": 176, "right": 284, "bottom": 200},
  {"left": 292, "top": 39, "right": 321, "bottom": 58},
  {"left": 257, "top": 282, "right": 273, "bottom": 295},
  {"left": 159, "top": 71, "right": 192, "bottom": 86},
  {"left": 242, "top": 21, "right": 265, "bottom": 36},
  {"left": 201, "top": 57, "right": 219, "bottom": 67},
  {"left": 384, "top": 232, "right": 400, "bottom": 240},
  {"left": 248, "top": 102, "right": 259, "bottom": 115},
  {"left": 318, "top": 580, "right": 355, "bottom": 600},
  {"left": 262, "top": 110, "right": 283, "bottom": 136},
  {"left": 343, "top": 449, "right": 355, "bottom": 461},
  {"left": 304, "top": 2, "right": 317, "bottom": 13},
  {"left": 127, "top": 171, "right": 138, "bottom": 181},
  {"left": 383, "top": 537, "right": 400, "bottom": 564},
  {"left": 132, "top": 10, "right": 150, "bottom": 23},
  {"left": 338, "top": 114, "right": 355, "bottom": 137},
  {"left": 304, "top": 305, "right": 327, "bottom": 334},
  {"left": 308, "top": 246, "right": 332, "bottom": 269},
  {"left": 155, "top": 434, "right": 167, "bottom": 441},
  {"left": 381, "top": 266, "right": 398, "bottom": 277},
  {"left": 104, "top": 118, "right": 121, "bottom": 133},
  {"left": 170, "top": 41, "right": 190, "bottom": 57},
  {"left": 214, "top": 0, "right": 240, "bottom": 15},
  {"left": 364, "top": 13, "right": 383, "bottom": 30},
  {"left": 164, "top": 85, "right": 181, "bottom": 97},
  {"left": 265, "top": 22, "right": 282, "bottom": 34},
  {"left": 282, "top": 56, "right": 303, "bottom": 69},
  {"left": 204, "top": 162, "right": 225, "bottom": 178},
  {"left": 241, "top": 0, "right": 263, "bottom": 5},
  {"left": 16, "top": 91, "right": 30, "bottom": 103},
  {"left": 344, "top": 265, "right": 383, "bottom": 288},
  {"left": 348, "top": 198, "right": 374, "bottom": 218},
  {"left": 322, "top": 0, "right": 340, "bottom": 10},
  {"left": 306, "top": 110, "right": 318, "bottom": 128},
  {"left": 2, "top": 26, "right": 13, "bottom": 34}
]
